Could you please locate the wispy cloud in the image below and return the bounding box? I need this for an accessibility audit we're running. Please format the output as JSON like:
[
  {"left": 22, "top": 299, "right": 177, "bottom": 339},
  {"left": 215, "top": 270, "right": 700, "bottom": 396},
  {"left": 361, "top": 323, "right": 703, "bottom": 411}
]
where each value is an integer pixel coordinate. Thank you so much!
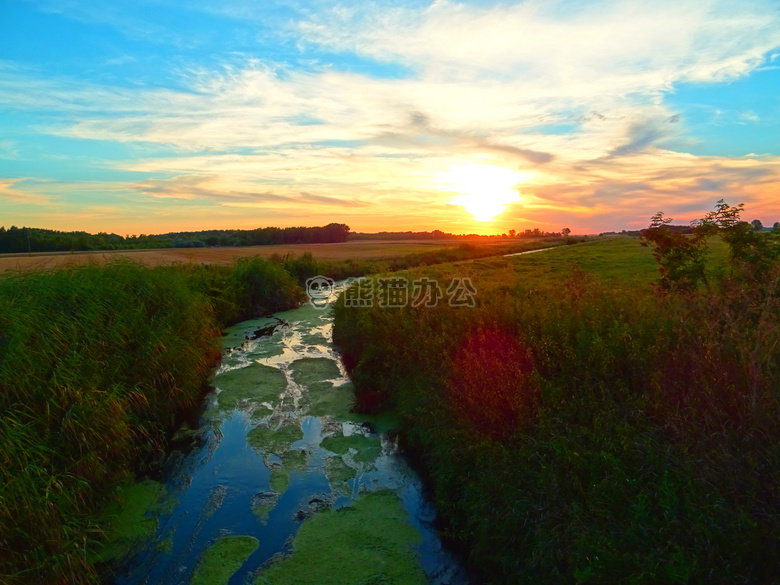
[
  {"left": 0, "top": 179, "right": 53, "bottom": 206},
  {"left": 0, "top": 140, "right": 19, "bottom": 158},
  {"left": 31, "top": 0, "right": 202, "bottom": 49}
]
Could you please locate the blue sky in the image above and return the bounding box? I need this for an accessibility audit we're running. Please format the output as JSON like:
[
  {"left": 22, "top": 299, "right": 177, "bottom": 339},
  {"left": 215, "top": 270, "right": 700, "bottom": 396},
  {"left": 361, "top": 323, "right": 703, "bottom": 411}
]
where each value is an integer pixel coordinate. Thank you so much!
[{"left": 1, "top": 0, "right": 779, "bottom": 234}]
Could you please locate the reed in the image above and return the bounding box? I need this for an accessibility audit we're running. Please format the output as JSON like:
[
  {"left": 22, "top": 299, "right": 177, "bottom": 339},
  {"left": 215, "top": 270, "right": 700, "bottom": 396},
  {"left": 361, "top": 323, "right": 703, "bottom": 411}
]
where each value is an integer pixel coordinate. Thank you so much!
[{"left": 0, "top": 257, "right": 304, "bottom": 583}]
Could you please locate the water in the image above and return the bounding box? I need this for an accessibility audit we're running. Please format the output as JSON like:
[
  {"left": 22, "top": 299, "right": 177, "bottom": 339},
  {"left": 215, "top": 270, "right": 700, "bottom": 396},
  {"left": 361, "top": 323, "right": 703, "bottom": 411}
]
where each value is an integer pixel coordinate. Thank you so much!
[{"left": 113, "top": 298, "right": 469, "bottom": 585}]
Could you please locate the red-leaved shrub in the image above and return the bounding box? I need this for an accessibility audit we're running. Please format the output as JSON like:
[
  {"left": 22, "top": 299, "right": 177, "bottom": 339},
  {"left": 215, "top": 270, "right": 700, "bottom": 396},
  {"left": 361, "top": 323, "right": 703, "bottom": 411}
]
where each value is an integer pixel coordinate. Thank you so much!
[{"left": 447, "top": 327, "right": 538, "bottom": 440}]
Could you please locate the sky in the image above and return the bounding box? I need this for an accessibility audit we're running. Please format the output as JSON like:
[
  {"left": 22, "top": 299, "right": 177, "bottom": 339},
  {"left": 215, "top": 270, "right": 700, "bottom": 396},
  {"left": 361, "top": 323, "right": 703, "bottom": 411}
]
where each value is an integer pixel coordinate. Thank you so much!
[{"left": 1, "top": 0, "right": 779, "bottom": 235}]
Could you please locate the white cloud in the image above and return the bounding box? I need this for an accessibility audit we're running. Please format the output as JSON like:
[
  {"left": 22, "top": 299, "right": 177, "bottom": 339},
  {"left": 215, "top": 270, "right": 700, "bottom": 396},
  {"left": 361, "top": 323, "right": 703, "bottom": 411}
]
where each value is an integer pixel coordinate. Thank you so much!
[
  {"left": 0, "top": 140, "right": 19, "bottom": 158},
  {"left": 738, "top": 111, "right": 760, "bottom": 124},
  {"left": 297, "top": 0, "right": 780, "bottom": 86}
]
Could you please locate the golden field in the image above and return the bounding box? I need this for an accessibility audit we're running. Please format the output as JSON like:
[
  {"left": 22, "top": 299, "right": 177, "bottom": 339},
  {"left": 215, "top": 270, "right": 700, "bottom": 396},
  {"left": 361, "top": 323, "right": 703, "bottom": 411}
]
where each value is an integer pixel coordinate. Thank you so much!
[{"left": 0, "top": 239, "right": 500, "bottom": 271}]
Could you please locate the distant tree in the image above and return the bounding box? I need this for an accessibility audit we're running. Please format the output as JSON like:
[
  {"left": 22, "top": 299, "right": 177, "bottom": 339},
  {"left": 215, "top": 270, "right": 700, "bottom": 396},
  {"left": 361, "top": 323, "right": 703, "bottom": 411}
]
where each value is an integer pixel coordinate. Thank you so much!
[
  {"left": 508, "top": 229, "right": 516, "bottom": 238},
  {"left": 774, "top": 222, "right": 780, "bottom": 232},
  {"left": 562, "top": 227, "right": 571, "bottom": 237},
  {"left": 752, "top": 219, "right": 764, "bottom": 232}
]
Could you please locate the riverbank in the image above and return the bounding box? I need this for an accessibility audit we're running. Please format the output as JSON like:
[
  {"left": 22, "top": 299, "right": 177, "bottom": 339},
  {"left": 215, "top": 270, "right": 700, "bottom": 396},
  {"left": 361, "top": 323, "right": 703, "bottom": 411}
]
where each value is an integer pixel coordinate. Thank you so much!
[
  {"left": 332, "top": 236, "right": 780, "bottom": 583},
  {"left": 0, "top": 258, "right": 305, "bottom": 584}
]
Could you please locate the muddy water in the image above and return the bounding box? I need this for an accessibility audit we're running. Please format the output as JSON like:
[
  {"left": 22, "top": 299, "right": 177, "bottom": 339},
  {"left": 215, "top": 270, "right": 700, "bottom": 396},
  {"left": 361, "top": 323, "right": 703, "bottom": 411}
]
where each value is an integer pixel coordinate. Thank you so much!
[{"left": 115, "top": 298, "right": 468, "bottom": 584}]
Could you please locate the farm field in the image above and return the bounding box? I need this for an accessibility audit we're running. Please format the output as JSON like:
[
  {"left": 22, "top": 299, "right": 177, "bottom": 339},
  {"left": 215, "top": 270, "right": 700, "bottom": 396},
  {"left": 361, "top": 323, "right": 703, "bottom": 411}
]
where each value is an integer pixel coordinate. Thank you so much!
[{"left": 0, "top": 238, "right": 528, "bottom": 271}]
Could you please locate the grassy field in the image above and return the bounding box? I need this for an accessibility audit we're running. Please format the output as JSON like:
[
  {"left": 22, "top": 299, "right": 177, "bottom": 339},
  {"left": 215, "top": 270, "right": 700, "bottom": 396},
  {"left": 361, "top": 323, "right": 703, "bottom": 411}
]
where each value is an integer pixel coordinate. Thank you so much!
[
  {"left": 0, "top": 238, "right": 525, "bottom": 272},
  {"left": 393, "top": 236, "right": 727, "bottom": 288},
  {"left": 333, "top": 235, "right": 779, "bottom": 584}
]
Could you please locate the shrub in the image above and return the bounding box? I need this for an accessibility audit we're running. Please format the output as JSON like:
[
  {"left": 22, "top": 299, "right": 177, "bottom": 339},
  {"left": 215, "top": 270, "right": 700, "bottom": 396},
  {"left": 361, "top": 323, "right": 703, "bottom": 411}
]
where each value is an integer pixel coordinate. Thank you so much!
[{"left": 447, "top": 327, "right": 537, "bottom": 440}]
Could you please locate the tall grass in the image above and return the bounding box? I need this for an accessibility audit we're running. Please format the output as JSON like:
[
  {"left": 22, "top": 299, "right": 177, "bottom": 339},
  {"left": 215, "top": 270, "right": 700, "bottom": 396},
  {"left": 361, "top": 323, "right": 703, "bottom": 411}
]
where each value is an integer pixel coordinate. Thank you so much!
[
  {"left": 333, "top": 246, "right": 780, "bottom": 583},
  {"left": 0, "top": 258, "right": 304, "bottom": 584}
]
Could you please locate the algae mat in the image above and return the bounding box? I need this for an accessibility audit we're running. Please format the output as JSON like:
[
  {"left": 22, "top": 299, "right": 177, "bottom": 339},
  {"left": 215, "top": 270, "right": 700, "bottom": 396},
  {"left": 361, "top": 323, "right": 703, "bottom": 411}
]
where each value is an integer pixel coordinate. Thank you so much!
[
  {"left": 94, "top": 479, "right": 167, "bottom": 563},
  {"left": 212, "top": 362, "right": 287, "bottom": 411},
  {"left": 255, "top": 491, "right": 427, "bottom": 585},
  {"left": 192, "top": 535, "right": 259, "bottom": 585}
]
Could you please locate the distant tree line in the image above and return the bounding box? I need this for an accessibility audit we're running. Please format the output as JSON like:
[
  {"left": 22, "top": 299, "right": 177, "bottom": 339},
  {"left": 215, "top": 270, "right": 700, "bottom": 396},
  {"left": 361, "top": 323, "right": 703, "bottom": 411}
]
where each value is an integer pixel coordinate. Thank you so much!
[
  {"left": 0, "top": 223, "right": 351, "bottom": 254},
  {"left": 351, "top": 228, "right": 567, "bottom": 240},
  {"left": 602, "top": 219, "right": 778, "bottom": 238}
]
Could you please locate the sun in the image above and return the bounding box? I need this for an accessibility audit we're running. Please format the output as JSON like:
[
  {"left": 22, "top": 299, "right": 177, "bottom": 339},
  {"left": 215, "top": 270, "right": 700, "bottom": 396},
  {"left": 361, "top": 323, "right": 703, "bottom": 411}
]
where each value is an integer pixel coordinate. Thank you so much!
[{"left": 437, "top": 164, "right": 527, "bottom": 222}]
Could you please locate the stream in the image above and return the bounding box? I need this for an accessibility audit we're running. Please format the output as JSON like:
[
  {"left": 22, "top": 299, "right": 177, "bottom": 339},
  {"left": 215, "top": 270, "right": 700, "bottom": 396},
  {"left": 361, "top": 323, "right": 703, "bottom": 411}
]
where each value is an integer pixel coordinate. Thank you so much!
[{"left": 113, "top": 292, "right": 469, "bottom": 584}]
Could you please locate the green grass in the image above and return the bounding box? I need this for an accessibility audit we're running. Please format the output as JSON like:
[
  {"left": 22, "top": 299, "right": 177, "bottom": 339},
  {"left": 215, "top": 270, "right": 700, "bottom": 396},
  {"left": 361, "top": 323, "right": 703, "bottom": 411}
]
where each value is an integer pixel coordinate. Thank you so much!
[
  {"left": 333, "top": 235, "right": 780, "bottom": 584},
  {"left": 387, "top": 236, "right": 726, "bottom": 290},
  {"left": 275, "top": 238, "right": 579, "bottom": 285}
]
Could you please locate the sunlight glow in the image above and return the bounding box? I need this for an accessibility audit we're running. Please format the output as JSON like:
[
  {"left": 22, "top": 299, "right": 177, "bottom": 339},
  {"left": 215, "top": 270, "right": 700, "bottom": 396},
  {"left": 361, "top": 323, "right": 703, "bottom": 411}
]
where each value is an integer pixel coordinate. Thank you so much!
[{"left": 437, "top": 165, "right": 527, "bottom": 222}]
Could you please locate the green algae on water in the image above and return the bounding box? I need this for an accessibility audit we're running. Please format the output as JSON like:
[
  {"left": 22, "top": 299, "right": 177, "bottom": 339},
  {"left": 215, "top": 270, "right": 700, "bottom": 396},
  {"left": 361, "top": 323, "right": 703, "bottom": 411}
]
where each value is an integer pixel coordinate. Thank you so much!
[
  {"left": 253, "top": 490, "right": 426, "bottom": 585},
  {"left": 304, "top": 382, "right": 356, "bottom": 419},
  {"left": 289, "top": 357, "right": 341, "bottom": 387},
  {"left": 252, "top": 492, "right": 279, "bottom": 523},
  {"left": 300, "top": 332, "right": 327, "bottom": 345},
  {"left": 204, "top": 484, "right": 227, "bottom": 519},
  {"left": 156, "top": 532, "right": 174, "bottom": 554},
  {"left": 353, "top": 411, "right": 401, "bottom": 435},
  {"left": 283, "top": 449, "right": 308, "bottom": 471},
  {"left": 212, "top": 362, "right": 287, "bottom": 411},
  {"left": 93, "top": 479, "right": 165, "bottom": 562},
  {"left": 267, "top": 449, "right": 309, "bottom": 494},
  {"left": 191, "top": 535, "right": 259, "bottom": 585},
  {"left": 220, "top": 317, "right": 279, "bottom": 349},
  {"left": 324, "top": 456, "right": 357, "bottom": 488},
  {"left": 270, "top": 466, "right": 291, "bottom": 493},
  {"left": 247, "top": 420, "right": 304, "bottom": 457},
  {"left": 320, "top": 434, "right": 381, "bottom": 463}
]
